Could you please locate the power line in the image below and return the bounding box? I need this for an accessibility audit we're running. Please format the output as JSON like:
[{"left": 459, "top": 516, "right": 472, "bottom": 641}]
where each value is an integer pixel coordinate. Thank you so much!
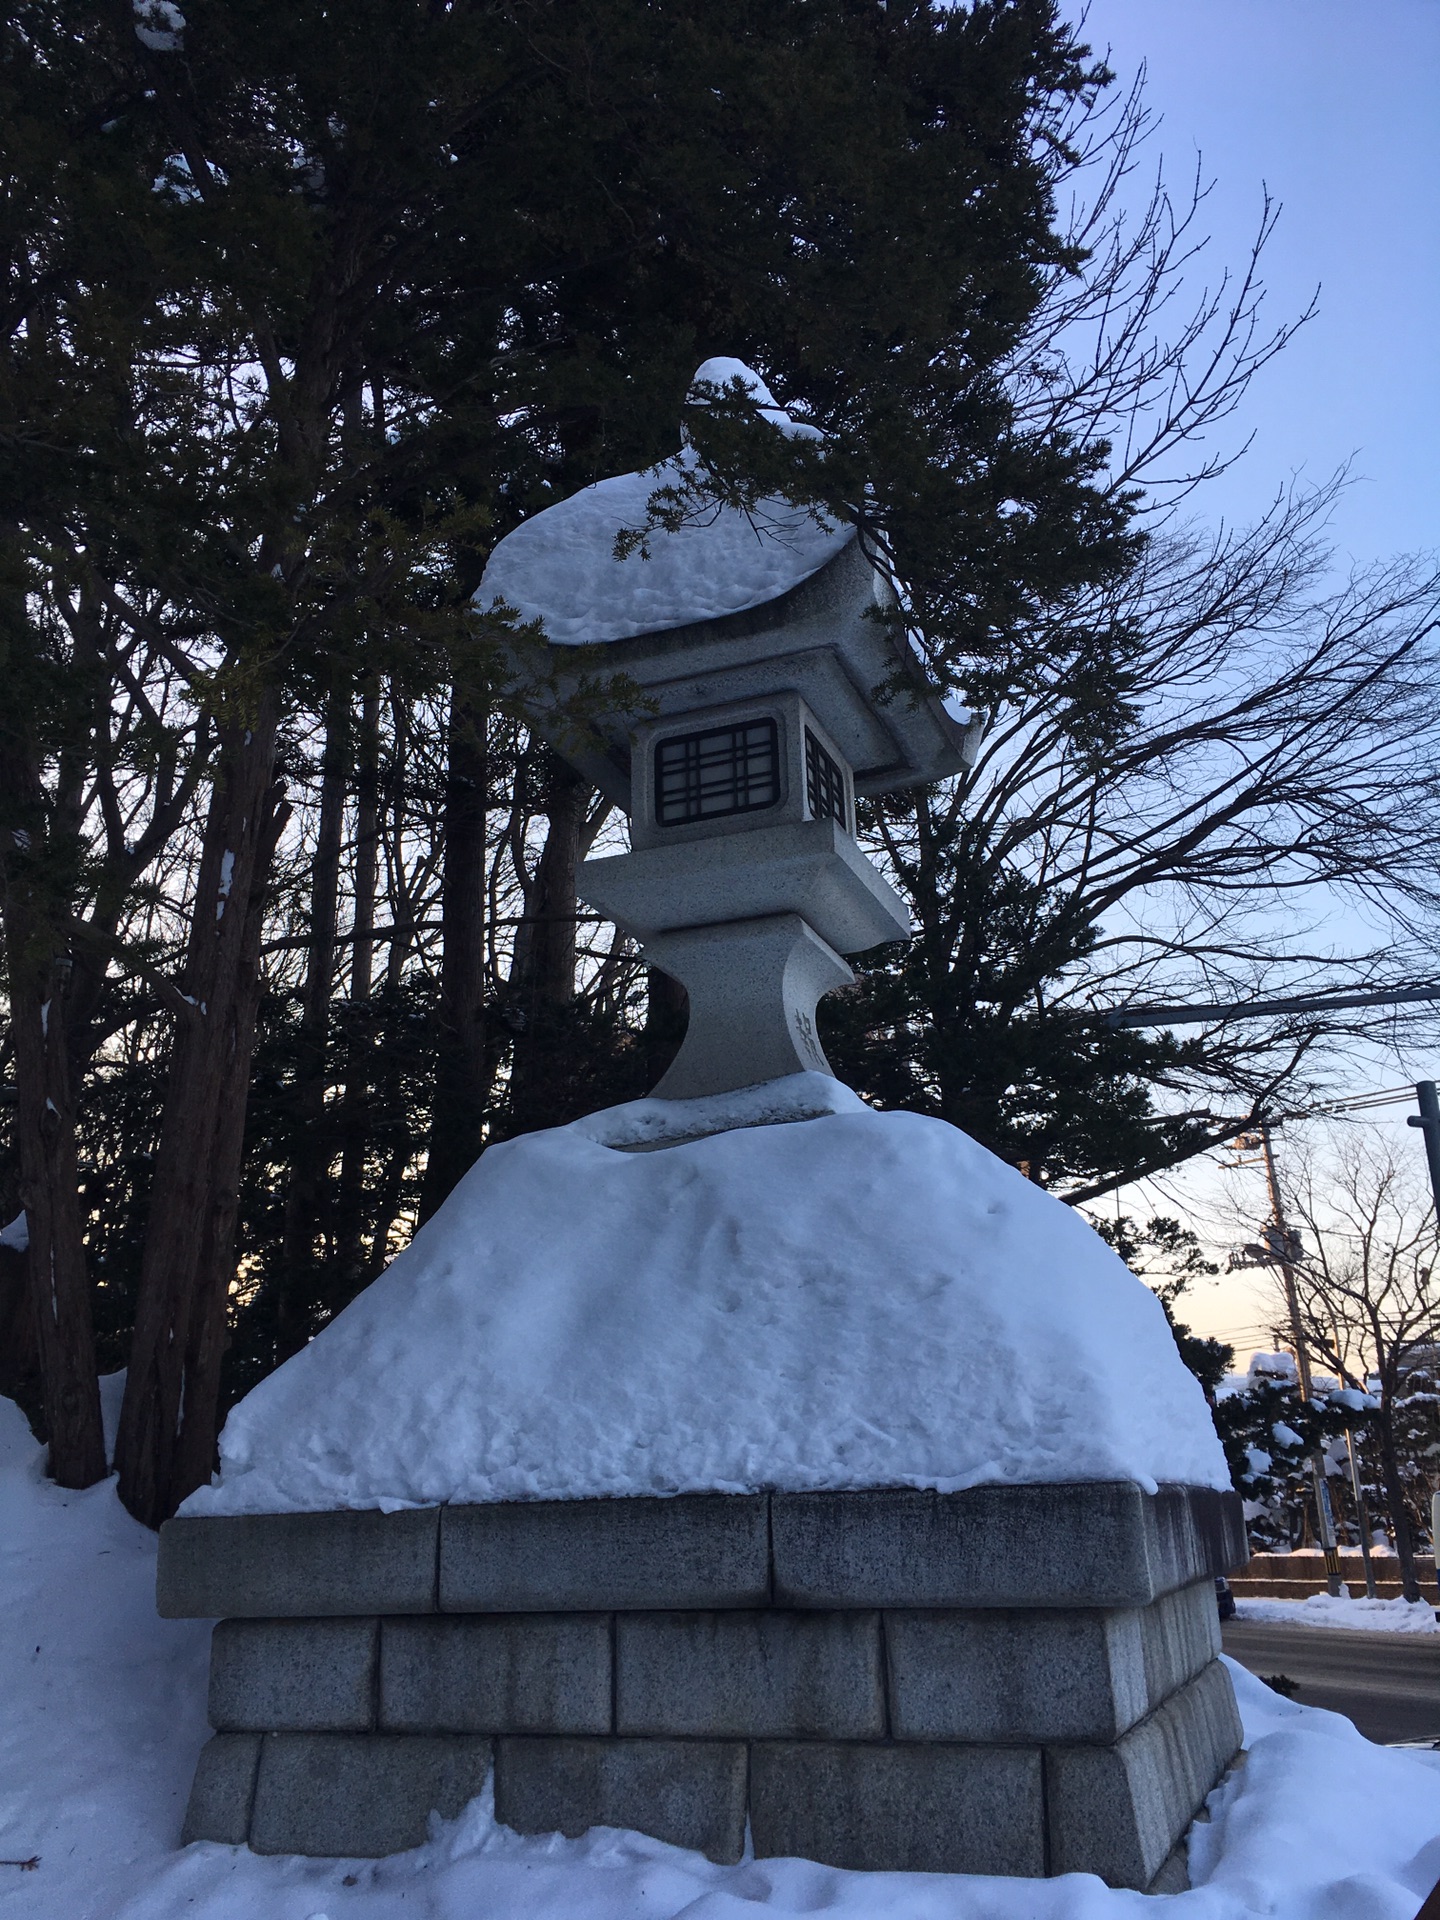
[{"left": 1102, "top": 983, "right": 1440, "bottom": 1030}]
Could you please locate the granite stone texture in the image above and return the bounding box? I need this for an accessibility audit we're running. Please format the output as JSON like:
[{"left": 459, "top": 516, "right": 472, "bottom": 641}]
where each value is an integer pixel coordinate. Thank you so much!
[
  {"left": 1046, "top": 1660, "right": 1244, "bottom": 1889},
  {"left": 885, "top": 1578, "right": 1218, "bottom": 1743},
  {"left": 161, "top": 1485, "right": 1245, "bottom": 1621},
  {"left": 248, "top": 1733, "right": 492, "bottom": 1858},
  {"left": 749, "top": 1740, "right": 1046, "bottom": 1877},
  {"left": 1140, "top": 1578, "right": 1223, "bottom": 1703},
  {"left": 158, "top": 1507, "right": 438, "bottom": 1619},
  {"left": 166, "top": 1485, "right": 1246, "bottom": 1879},
  {"left": 380, "top": 1614, "right": 611, "bottom": 1735},
  {"left": 616, "top": 1609, "right": 884, "bottom": 1739},
  {"left": 771, "top": 1483, "right": 1241, "bottom": 1610},
  {"left": 438, "top": 1493, "right": 770, "bottom": 1612},
  {"left": 181, "top": 1734, "right": 262, "bottom": 1846},
  {"left": 209, "top": 1617, "right": 377, "bottom": 1733},
  {"left": 641, "top": 914, "right": 854, "bottom": 1098},
  {"left": 495, "top": 1736, "right": 748, "bottom": 1864}
]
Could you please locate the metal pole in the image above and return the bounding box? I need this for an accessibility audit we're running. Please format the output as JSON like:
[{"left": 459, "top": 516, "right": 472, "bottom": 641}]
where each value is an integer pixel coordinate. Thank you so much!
[
  {"left": 1259, "top": 1123, "right": 1345, "bottom": 1597},
  {"left": 1345, "top": 1428, "right": 1378, "bottom": 1598},
  {"left": 1408, "top": 1081, "right": 1440, "bottom": 1220}
]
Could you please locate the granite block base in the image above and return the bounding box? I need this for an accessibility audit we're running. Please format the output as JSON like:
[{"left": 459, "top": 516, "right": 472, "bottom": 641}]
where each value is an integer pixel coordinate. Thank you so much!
[{"left": 166, "top": 1483, "right": 1246, "bottom": 1885}]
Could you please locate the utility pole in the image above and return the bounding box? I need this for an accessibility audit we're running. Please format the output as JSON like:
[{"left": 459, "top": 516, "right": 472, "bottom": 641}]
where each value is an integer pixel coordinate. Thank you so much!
[
  {"left": 1408, "top": 1081, "right": 1440, "bottom": 1220},
  {"left": 1258, "top": 1123, "right": 1345, "bottom": 1599},
  {"left": 1410, "top": 1086, "right": 1440, "bottom": 1595}
]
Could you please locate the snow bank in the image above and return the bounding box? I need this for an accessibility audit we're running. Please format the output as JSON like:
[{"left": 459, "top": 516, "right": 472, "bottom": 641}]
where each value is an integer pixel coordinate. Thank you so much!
[
  {"left": 186, "top": 1078, "right": 1228, "bottom": 1516},
  {"left": 5, "top": 1392, "right": 1440, "bottom": 1919},
  {"left": 476, "top": 359, "right": 853, "bottom": 645},
  {"left": 1236, "top": 1594, "right": 1439, "bottom": 1634},
  {"left": 0, "top": 1392, "right": 211, "bottom": 1919}
]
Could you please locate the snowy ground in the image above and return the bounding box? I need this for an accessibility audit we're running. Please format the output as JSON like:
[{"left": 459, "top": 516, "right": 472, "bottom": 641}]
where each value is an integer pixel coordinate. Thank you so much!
[
  {"left": 1235, "top": 1593, "right": 1439, "bottom": 1634},
  {"left": 4, "top": 1396, "right": 1439, "bottom": 1918}
]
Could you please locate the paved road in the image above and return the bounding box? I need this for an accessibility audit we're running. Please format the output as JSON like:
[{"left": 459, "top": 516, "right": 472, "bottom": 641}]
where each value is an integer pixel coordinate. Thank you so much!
[{"left": 1222, "top": 1619, "right": 1440, "bottom": 1744}]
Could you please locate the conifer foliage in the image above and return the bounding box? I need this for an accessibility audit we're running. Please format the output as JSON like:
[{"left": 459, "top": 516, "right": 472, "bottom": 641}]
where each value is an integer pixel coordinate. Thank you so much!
[
  {"left": 2, "top": 0, "right": 1129, "bottom": 1520},
  {"left": 2, "top": 3, "right": 1438, "bottom": 1522}
]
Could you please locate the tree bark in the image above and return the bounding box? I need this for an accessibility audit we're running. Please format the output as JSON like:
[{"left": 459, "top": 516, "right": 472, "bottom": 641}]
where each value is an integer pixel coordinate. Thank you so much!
[
  {"left": 0, "top": 752, "right": 106, "bottom": 1488},
  {"left": 334, "top": 688, "right": 380, "bottom": 1290},
  {"left": 275, "top": 682, "right": 350, "bottom": 1353},
  {"left": 503, "top": 751, "right": 586, "bottom": 1135},
  {"left": 418, "top": 690, "right": 491, "bottom": 1222},
  {"left": 1374, "top": 1404, "right": 1423, "bottom": 1603},
  {"left": 115, "top": 690, "right": 288, "bottom": 1527}
]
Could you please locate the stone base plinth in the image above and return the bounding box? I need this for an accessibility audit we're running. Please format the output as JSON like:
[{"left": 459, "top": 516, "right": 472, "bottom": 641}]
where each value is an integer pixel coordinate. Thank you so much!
[{"left": 161, "top": 1483, "right": 1247, "bottom": 1889}]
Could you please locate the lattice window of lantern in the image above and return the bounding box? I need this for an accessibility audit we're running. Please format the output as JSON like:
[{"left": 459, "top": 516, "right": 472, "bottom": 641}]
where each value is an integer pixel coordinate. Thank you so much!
[
  {"left": 654, "top": 718, "right": 781, "bottom": 827},
  {"left": 805, "top": 729, "right": 849, "bottom": 830}
]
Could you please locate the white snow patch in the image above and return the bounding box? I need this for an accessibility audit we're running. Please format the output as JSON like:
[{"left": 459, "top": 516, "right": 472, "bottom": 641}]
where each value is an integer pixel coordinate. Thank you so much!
[
  {"left": 0, "top": 1212, "right": 28, "bottom": 1252},
  {"left": 133, "top": 0, "right": 184, "bottom": 50},
  {"left": 476, "top": 360, "right": 852, "bottom": 645},
  {"left": 4, "top": 1394, "right": 1440, "bottom": 1919},
  {"left": 0, "top": 1394, "right": 211, "bottom": 1916},
  {"left": 185, "top": 1079, "right": 1228, "bottom": 1516},
  {"left": 1236, "top": 1593, "right": 1439, "bottom": 1634}
]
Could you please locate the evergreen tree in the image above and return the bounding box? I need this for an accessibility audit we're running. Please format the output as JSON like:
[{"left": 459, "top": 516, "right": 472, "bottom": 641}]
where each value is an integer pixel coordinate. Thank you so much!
[{"left": 5, "top": 0, "right": 1122, "bottom": 1517}]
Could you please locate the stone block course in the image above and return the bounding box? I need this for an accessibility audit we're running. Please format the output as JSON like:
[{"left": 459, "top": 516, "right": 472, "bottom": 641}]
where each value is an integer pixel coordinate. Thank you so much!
[
  {"left": 1148, "top": 1487, "right": 1249, "bottom": 1592},
  {"left": 885, "top": 1605, "right": 1148, "bottom": 1744},
  {"left": 249, "top": 1733, "right": 492, "bottom": 1857},
  {"left": 772, "top": 1484, "right": 1246, "bottom": 1610},
  {"left": 381, "top": 1614, "right": 611, "bottom": 1734},
  {"left": 616, "top": 1609, "right": 884, "bottom": 1739},
  {"left": 181, "top": 1733, "right": 262, "bottom": 1846},
  {"left": 439, "top": 1494, "right": 770, "bottom": 1612},
  {"left": 159, "top": 1485, "right": 1244, "bottom": 1619},
  {"left": 165, "top": 1484, "right": 1244, "bottom": 1877},
  {"left": 773, "top": 1483, "right": 1169, "bottom": 1609},
  {"left": 209, "top": 1617, "right": 378, "bottom": 1733},
  {"left": 158, "top": 1508, "right": 438, "bottom": 1619},
  {"left": 1139, "top": 1579, "right": 1221, "bottom": 1705},
  {"left": 749, "top": 1740, "right": 1046, "bottom": 1876},
  {"left": 1045, "top": 1659, "right": 1243, "bottom": 1889},
  {"left": 495, "top": 1736, "right": 747, "bottom": 1864}
]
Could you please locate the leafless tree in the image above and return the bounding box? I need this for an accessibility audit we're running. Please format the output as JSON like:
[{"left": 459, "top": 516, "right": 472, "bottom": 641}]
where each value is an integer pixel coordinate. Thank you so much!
[{"left": 1275, "top": 1133, "right": 1439, "bottom": 1601}]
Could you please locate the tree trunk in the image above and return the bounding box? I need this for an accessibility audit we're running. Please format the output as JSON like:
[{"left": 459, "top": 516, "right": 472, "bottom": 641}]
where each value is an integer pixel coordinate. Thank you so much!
[
  {"left": 1374, "top": 1405, "right": 1423, "bottom": 1603},
  {"left": 503, "top": 751, "right": 586, "bottom": 1135},
  {"left": 418, "top": 691, "right": 491, "bottom": 1222},
  {"left": 115, "top": 691, "right": 287, "bottom": 1527},
  {"left": 0, "top": 750, "right": 106, "bottom": 1487},
  {"left": 275, "top": 682, "right": 350, "bottom": 1353},
  {"left": 334, "top": 688, "right": 380, "bottom": 1290}
]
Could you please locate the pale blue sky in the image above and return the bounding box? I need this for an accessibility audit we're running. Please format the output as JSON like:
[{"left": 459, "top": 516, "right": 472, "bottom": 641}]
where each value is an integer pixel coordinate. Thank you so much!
[
  {"left": 1075, "top": 0, "right": 1439, "bottom": 566},
  {"left": 1071, "top": 4, "right": 1439, "bottom": 1354}
]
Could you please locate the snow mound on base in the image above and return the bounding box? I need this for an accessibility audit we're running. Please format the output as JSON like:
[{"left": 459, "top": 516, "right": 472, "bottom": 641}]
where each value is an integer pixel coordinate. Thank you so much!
[
  {"left": 187, "top": 1080, "right": 1227, "bottom": 1516},
  {"left": 476, "top": 360, "right": 852, "bottom": 645}
]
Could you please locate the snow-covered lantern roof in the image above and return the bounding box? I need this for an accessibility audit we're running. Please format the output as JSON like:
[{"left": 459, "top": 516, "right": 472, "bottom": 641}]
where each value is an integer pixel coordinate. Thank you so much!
[
  {"left": 476, "top": 359, "right": 979, "bottom": 811},
  {"left": 476, "top": 361, "right": 978, "bottom": 1103}
]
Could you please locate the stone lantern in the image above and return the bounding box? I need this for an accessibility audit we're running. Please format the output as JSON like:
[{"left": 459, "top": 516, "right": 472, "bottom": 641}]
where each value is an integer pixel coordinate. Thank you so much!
[
  {"left": 161, "top": 364, "right": 1245, "bottom": 1890},
  {"left": 478, "top": 359, "right": 978, "bottom": 1099}
]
